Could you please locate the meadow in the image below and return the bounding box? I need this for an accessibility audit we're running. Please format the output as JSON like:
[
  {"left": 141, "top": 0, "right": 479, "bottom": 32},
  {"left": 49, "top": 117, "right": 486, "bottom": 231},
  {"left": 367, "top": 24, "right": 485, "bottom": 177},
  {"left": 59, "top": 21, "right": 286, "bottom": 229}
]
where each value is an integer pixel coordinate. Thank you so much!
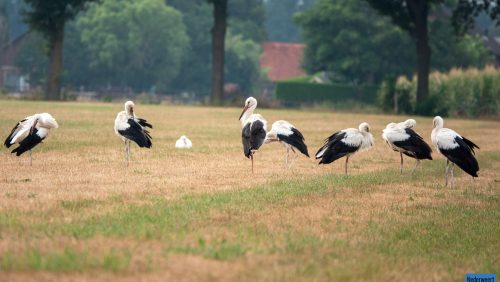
[{"left": 0, "top": 100, "right": 498, "bottom": 281}]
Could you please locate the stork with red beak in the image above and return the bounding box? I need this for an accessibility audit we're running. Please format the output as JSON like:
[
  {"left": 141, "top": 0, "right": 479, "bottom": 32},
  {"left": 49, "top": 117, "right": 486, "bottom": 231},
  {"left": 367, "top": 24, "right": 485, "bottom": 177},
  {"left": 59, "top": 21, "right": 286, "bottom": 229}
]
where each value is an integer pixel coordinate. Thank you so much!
[
  {"left": 239, "top": 97, "right": 267, "bottom": 173},
  {"left": 4, "top": 113, "right": 59, "bottom": 165}
]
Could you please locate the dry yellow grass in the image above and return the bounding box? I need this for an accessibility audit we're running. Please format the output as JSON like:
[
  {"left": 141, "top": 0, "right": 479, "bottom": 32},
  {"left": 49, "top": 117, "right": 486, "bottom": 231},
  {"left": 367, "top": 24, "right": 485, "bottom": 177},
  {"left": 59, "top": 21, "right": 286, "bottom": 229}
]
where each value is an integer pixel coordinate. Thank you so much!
[{"left": 0, "top": 100, "right": 499, "bottom": 281}]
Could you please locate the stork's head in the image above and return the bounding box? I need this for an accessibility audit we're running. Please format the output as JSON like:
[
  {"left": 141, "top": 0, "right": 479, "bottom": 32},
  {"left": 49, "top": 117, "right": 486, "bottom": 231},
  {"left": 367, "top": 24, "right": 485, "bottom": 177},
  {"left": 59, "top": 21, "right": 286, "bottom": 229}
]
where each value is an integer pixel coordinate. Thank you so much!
[
  {"left": 433, "top": 116, "right": 443, "bottom": 129},
  {"left": 239, "top": 97, "right": 257, "bottom": 121},
  {"left": 264, "top": 131, "right": 277, "bottom": 144},
  {"left": 403, "top": 119, "right": 417, "bottom": 128},
  {"left": 125, "top": 101, "right": 135, "bottom": 116},
  {"left": 359, "top": 122, "right": 370, "bottom": 133},
  {"left": 38, "top": 113, "right": 59, "bottom": 129}
]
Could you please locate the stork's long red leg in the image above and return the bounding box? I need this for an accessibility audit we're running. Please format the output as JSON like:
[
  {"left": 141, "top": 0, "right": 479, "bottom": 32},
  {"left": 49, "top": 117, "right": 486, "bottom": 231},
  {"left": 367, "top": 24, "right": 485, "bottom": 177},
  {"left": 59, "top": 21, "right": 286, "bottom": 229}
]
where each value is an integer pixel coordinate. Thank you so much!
[
  {"left": 345, "top": 157, "right": 349, "bottom": 175},
  {"left": 251, "top": 154, "right": 254, "bottom": 174},
  {"left": 400, "top": 152, "right": 403, "bottom": 173},
  {"left": 445, "top": 159, "right": 449, "bottom": 187}
]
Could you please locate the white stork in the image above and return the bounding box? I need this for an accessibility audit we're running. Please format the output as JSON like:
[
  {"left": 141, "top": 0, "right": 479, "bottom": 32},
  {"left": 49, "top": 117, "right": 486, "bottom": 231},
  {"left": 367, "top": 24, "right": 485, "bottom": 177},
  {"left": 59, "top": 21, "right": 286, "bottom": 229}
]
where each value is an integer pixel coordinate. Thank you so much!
[
  {"left": 239, "top": 97, "right": 267, "bottom": 173},
  {"left": 382, "top": 119, "right": 432, "bottom": 173},
  {"left": 4, "top": 113, "right": 58, "bottom": 165},
  {"left": 315, "top": 122, "right": 374, "bottom": 175},
  {"left": 114, "top": 101, "right": 152, "bottom": 165},
  {"left": 264, "top": 120, "right": 309, "bottom": 168},
  {"left": 175, "top": 135, "right": 192, "bottom": 148},
  {"left": 431, "top": 116, "right": 479, "bottom": 187}
]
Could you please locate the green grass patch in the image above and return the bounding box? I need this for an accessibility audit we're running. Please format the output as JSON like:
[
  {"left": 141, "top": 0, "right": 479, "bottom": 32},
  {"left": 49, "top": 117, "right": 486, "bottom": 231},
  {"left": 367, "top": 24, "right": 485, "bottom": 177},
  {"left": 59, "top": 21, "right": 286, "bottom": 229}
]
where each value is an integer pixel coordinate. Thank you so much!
[
  {"left": 0, "top": 247, "right": 131, "bottom": 273},
  {"left": 60, "top": 199, "right": 103, "bottom": 212},
  {"left": 0, "top": 153, "right": 498, "bottom": 275}
]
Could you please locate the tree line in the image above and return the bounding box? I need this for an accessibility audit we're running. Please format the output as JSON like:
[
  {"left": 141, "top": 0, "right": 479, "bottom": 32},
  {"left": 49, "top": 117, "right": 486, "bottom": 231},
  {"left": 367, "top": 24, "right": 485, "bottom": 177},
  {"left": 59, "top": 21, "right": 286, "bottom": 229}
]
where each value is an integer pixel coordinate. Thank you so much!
[
  {"left": 1, "top": 0, "right": 498, "bottom": 108},
  {"left": 10, "top": 0, "right": 266, "bottom": 102}
]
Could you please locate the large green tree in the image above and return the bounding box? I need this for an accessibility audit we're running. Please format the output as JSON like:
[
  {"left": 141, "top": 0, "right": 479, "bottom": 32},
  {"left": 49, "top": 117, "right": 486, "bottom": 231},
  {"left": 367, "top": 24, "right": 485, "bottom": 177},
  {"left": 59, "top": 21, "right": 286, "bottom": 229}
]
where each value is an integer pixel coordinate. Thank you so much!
[
  {"left": 265, "top": 0, "right": 316, "bottom": 43},
  {"left": 77, "top": 0, "right": 189, "bottom": 92},
  {"left": 228, "top": 0, "right": 266, "bottom": 43},
  {"left": 0, "top": 0, "right": 8, "bottom": 48},
  {"left": 205, "top": 0, "right": 267, "bottom": 104},
  {"left": 296, "top": 0, "right": 493, "bottom": 84},
  {"left": 15, "top": 22, "right": 97, "bottom": 90},
  {"left": 169, "top": 0, "right": 266, "bottom": 98},
  {"left": 295, "top": 0, "right": 416, "bottom": 83},
  {"left": 364, "top": 0, "right": 442, "bottom": 110},
  {"left": 168, "top": 0, "right": 212, "bottom": 96},
  {"left": 207, "top": 0, "right": 228, "bottom": 105},
  {"left": 22, "top": 0, "right": 98, "bottom": 100},
  {"left": 452, "top": 0, "right": 499, "bottom": 35},
  {"left": 225, "top": 33, "right": 263, "bottom": 95}
]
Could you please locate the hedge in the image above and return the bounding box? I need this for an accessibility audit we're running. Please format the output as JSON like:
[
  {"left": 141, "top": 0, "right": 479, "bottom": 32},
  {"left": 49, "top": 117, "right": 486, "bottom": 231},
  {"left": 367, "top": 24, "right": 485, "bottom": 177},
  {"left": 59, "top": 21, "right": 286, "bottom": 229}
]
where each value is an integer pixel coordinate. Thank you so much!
[
  {"left": 378, "top": 66, "right": 500, "bottom": 117},
  {"left": 275, "top": 81, "right": 379, "bottom": 104}
]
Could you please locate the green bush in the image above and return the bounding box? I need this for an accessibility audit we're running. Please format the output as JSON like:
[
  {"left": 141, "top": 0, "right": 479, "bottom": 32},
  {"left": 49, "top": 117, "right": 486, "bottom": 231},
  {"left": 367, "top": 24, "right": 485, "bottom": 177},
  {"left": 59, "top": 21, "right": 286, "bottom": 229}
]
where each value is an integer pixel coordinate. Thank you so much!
[
  {"left": 276, "top": 81, "right": 379, "bottom": 105},
  {"left": 377, "top": 76, "right": 415, "bottom": 114},
  {"left": 377, "top": 76, "right": 396, "bottom": 112},
  {"left": 392, "top": 67, "right": 500, "bottom": 117}
]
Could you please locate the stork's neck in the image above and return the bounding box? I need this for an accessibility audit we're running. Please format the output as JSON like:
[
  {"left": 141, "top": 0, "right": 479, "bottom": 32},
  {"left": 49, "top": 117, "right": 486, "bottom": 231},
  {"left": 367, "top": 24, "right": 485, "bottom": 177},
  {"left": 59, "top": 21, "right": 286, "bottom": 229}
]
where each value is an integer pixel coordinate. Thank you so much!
[
  {"left": 126, "top": 109, "right": 135, "bottom": 118},
  {"left": 240, "top": 108, "right": 254, "bottom": 126}
]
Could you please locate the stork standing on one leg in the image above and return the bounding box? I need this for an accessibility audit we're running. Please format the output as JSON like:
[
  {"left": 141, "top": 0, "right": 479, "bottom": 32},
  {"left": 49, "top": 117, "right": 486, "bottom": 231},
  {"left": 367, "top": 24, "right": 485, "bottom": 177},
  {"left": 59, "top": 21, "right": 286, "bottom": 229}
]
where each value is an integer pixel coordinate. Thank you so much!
[
  {"left": 315, "top": 122, "right": 374, "bottom": 175},
  {"left": 239, "top": 97, "right": 267, "bottom": 173},
  {"left": 382, "top": 119, "right": 432, "bottom": 173},
  {"left": 264, "top": 120, "right": 309, "bottom": 168},
  {"left": 4, "top": 113, "right": 58, "bottom": 166},
  {"left": 114, "top": 101, "right": 152, "bottom": 166},
  {"left": 431, "top": 116, "right": 479, "bottom": 187}
]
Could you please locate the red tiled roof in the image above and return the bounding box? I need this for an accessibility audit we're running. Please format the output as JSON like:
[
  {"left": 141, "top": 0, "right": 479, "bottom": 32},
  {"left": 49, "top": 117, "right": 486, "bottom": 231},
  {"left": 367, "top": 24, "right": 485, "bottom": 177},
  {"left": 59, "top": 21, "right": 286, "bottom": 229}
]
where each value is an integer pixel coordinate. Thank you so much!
[{"left": 260, "top": 42, "right": 306, "bottom": 82}]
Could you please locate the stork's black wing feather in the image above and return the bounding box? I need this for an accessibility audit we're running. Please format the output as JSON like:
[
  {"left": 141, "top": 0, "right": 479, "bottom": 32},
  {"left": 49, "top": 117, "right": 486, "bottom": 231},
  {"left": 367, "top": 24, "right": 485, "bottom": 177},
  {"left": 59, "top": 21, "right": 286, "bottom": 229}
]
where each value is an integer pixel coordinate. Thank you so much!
[
  {"left": 242, "top": 123, "right": 252, "bottom": 158},
  {"left": 250, "top": 120, "right": 266, "bottom": 151},
  {"left": 11, "top": 128, "right": 44, "bottom": 156},
  {"left": 315, "top": 132, "right": 358, "bottom": 164},
  {"left": 242, "top": 120, "right": 266, "bottom": 158},
  {"left": 4, "top": 118, "right": 26, "bottom": 148},
  {"left": 137, "top": 118, "right": 153, "bottom": 129},
  {"left": 440, "top": 136, "right": 479, "bottom": 177},
  {"left": 118, "top": 119, "right": 152, "bottom": 148},
  {"left": 462, "top": 136, "right": 479, "bottom": 154},
  {"left": 393, "top": 128, "right": 432, "bottom": 160},
  {"left": 278, "top": 127, "right": 309, "bottom": 157}
]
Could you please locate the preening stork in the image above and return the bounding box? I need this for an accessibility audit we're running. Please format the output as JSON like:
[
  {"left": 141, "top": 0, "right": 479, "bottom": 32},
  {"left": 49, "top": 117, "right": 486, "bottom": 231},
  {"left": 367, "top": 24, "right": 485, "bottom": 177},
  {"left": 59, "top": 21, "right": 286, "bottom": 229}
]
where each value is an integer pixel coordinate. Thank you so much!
[
  {"left": 239, "top": 97, "right": 267, "bottom": 173},
  {"left": 4, "top": 113, "right": 58, "bottom": 165},
  {"left": 431, "top": 116, "right": 479, "bottom": 187},
  {"left": 114, "top": 101, "right": 152, "bottom": 165},
  {"left": 382, "top": 119, "right": 432, "bottom": 173},
  {"left": 315, "top": 122, "right": 374, "bottom": 175},
  {"left": 264, "top": 120, "right": 309, "bottom": 168}
]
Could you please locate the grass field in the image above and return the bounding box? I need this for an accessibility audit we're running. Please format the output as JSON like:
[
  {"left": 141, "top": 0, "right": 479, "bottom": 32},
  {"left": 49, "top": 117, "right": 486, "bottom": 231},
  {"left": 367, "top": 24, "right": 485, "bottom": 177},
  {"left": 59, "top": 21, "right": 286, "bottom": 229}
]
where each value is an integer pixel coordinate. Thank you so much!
[{"left": 0, "top": 100, "right": 498, "bottom": 281}]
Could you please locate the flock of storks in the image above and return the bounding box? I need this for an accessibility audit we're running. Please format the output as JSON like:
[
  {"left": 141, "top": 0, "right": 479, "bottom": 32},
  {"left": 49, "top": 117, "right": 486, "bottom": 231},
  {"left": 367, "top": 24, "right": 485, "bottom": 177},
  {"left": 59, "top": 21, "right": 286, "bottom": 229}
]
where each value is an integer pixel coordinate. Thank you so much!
[{"left": 4, "top": 98, "right": 479, "bottom": 187}]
